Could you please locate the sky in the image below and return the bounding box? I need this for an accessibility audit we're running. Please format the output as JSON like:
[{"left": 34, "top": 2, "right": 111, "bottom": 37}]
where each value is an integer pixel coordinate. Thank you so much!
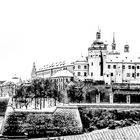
[{"left": 0, "top": 0, "right": 140, "bottom": 80}]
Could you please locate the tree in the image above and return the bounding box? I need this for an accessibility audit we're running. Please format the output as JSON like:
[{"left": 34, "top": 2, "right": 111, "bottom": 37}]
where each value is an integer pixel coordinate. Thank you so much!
[
  {"left": 46, "top": 80, "right": 61, "bottom": 106},
  {"left": 14, "top": 84, "right": 33, "bottom": 109},
  {"left": 14, "top": 78, "right": 63, "bottom": 109},
  {"left": 67, "top": 83, "right": 84, "bottom": 103}
]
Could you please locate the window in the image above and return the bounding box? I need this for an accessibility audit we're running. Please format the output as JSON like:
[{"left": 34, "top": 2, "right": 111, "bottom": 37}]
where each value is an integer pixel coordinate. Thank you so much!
[
  {"left": 73, "top": 66, "right": 75, "bottom": 69},
  {"left": 66, "top": 78, "right": 68, "bottom": 82},
  {"left": 132, "top": 73, "right": 135, "bottom": 77},
  {"left": 127, "top": 73, "right": 130, "bottom": 77},
  {"left": 91, "top": 72, "right": 93, "bottom": 76},
  {"left": 113, "top": 65, "right": 116, "bottom": 69},
  {"left": 78, "top": 65, "right": 81, "bottom": 69},
  {"left": 84, "top": 72, "right": 87, "bottom": 76},
  {"left": 132, "top": 66, "right": 135, "bottom": 69},
  {"left": 137, "top": 66, "right": 140, "bottom": 69},
  {"left": 111, "top": 73, "right": 113, "bottom": 76},
  {"left": 137, "top": 73, "right": 139, "bottom": 77},
  {"left": 78, "top": 72, "right": 81, "bottom": 76},
  {"left": 91, "top": 62, "right": 93, "bottom": 66},
  {"left": 122, "top": 65, "right": 125, "bottom": 69},
  {"left": 84, "top": 65, "right": 87, "bottom": 69},
  {"left": 108, "top": 65, "right": 111, "bottom": 69},
  {"left": 128, "top": 65, "right": 131, "bottom": 69},
  {"left": 107, "top": 75, "right": 109, "bottom": 77}
]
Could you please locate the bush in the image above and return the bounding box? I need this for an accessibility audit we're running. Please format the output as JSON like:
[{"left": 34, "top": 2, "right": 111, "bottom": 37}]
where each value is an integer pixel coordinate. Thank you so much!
[
  {"left": 3, "top": 112, "right": 27, "bottom": 136},
  {"left": 53, "top": 109, "right": 82, "bottom": 136},
  {"left": 3, "top": 108, "right": 82, "bottom": 137},
  {"left": 0, "top": 98, "right": 9, "bottom": 114},
  {"left": 24, "top": 113, "right": 53, "bottom": 137},
  {"left": 79, "top": 108, "right": 140, "bottom": 132}
]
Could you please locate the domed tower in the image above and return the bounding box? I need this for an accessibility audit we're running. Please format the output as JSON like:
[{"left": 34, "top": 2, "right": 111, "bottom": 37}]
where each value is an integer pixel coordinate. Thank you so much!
[
  {"left": 31, "top": 62, "right": 37, "bottom": 80},
  {"left": 88, "top": 29, "right": 108, "bottom": 81}
]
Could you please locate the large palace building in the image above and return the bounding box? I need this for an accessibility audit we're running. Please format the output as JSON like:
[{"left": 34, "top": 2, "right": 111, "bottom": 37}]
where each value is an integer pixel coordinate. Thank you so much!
[{"left": 31, "top": 29, "right": 140, "bottom": 85}]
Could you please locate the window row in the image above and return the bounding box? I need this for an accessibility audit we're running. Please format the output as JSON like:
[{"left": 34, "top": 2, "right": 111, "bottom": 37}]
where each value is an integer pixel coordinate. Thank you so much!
[
  {"left": 74, "top": 65, "right": 87, "bottom": 69},
  {"left": 126, "top": 73, "right": 140, "bottom": 77},
  {"left": 108, "top": 65, "right": 140, "bottom": 69},
  {"left": 89, "top": 54, "right": 106, "bottom": 57},
  {"left": 77, "top": 72, "right": 87, "bottom": 76},
  {"left": 108, "top": 73, "right": 140, "bottom": 77}
]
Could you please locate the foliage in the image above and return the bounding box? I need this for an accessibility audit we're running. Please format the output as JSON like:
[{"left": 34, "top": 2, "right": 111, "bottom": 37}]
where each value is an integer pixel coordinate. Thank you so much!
[
  {"left": 13, "top": 78, "right": 62, "bottom": 109},
  {"left": 79, "top": 108, "right": 140, "bottom": 132},
  {"left": 0, "top": 98, "right": 9, "bottom": 113},
  {"left": 53, "top": 109, "right": 82, "bottom": 135},
  {"left": 3, "top": 112, "right": 27, "bottom": 136},
  {"left": 85, "top": 88, "right": 97, "bottom": 103},
  {"left": 67, "top": 82, "right": 84, "bottom": 103},
  {"left": 3, "top": 108, "right": 82, "bottom": 137},
  {"left": 14, "top": 84, "right": 33, "bottom": 109}
]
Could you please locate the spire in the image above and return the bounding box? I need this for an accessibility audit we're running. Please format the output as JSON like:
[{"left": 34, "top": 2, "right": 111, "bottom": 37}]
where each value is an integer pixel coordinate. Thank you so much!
[
  {"left": 113, "top": 32, "right": 115, "bottom": 43},
  {"left": 31, "top": 62, "right": 37, "bottom": 79},
  {"left": 96, "top": 27, "right": 101, "bottom": 40},
  {"left": 112, "top": 32, "right": 116, "bottom": 51}
]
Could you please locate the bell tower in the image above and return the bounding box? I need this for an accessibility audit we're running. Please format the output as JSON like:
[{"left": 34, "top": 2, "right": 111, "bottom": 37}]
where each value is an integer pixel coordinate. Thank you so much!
[{"left": 88, "top": 29, "right": 108, "bottom": 81}]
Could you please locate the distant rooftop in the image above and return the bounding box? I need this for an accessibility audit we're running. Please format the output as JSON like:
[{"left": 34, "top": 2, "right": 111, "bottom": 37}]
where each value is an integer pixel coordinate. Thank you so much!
[{"left": 38, "top": 61, "right": 73, "bottom": 71}]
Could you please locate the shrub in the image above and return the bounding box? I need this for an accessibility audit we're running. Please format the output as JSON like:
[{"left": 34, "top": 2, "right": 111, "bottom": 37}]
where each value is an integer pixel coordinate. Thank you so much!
[
  {"left": 3, "top": 107, "right": 82, "bottom": 137},
  {"left": 78, "top": 108, "right": 140, "bottom": 132},
  {"left": 3, "top": 112, "right": 27, "bottom": 136},
  {"left": 0, "top": 98, "right": 9, "bottom": 114},
  {"left": 53, "top": 109, "right": 83, "bottom": 136}
]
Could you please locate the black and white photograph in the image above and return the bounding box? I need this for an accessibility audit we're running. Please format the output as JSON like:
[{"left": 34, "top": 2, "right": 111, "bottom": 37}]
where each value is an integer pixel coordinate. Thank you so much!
[{"left": 0, "top": 0, "right": 140, "bottom": 139}]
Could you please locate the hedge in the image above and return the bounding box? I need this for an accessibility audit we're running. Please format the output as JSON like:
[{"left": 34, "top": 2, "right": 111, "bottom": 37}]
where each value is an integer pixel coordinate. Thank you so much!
[
  {"left": 0, "top": 98, "right": 9, "bottom": 115},
  {"left": 2, "top": 107, "right": 82, "bottom": 137},
  {"left": 78, "top": 108, "right": 140, "bottom": 132}
]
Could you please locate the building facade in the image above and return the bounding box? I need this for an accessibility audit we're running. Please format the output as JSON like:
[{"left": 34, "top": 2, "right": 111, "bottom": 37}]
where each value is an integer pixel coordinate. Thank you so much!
[{"left": 31, "top": 29, "right": 140, "bottom": 85}]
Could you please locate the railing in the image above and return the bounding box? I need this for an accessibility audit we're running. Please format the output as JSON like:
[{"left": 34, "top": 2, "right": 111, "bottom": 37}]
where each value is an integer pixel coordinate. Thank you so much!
[{"left": 88, "top": 46, "right": 107, "bottom": 51}]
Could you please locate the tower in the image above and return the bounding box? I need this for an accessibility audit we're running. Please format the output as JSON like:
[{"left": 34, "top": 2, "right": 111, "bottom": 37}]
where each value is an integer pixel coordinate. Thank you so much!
[
  {"left": 96, "top": 28, "right": 101, "bottom": 40},
  {"left": 31, "top": 62, "right": 37, "bottom": 80},
  {"left": 88, "top": 29, "right": 108, "bottom": 81},
  {"left": 112, "top": 32, "right": 116, "bottom": 51}
]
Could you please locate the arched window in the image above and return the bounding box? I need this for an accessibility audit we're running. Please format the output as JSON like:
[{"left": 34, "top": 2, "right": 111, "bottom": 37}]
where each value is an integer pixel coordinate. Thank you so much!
[
  {"left": 78, "top": 72, "right": 81, "bottom": 76},
  {"left": 84, "top": 72, "right": 87, "bottom": 76},
  {"left": 78, "top": 65, "right": 81, "bottom": 69}
]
